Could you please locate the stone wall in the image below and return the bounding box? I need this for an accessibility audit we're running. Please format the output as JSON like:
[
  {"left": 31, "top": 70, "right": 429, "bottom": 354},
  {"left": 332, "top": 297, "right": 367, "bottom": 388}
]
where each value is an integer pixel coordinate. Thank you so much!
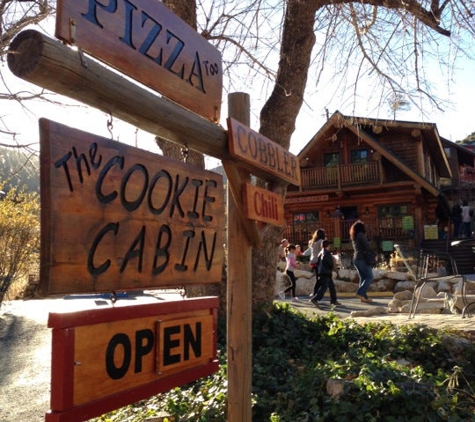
[{"left": 275, "top": 262, "right": 475, "bottom": 314}]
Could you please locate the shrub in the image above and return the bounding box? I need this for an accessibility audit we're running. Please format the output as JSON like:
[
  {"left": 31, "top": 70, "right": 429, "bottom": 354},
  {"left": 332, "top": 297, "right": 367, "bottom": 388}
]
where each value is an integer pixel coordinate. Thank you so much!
[{"left": 0, "top": 186, "right": 40, "bottom": 304}]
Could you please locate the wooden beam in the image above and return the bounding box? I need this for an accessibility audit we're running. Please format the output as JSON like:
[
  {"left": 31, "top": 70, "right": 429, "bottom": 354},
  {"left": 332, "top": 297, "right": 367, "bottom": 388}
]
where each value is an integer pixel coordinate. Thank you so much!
[
  {"left": 7, "top": 30, "right": 228, "bottom": 159},
  {"left": 226, "top": 92, "right": 253, "bottom": 422}
]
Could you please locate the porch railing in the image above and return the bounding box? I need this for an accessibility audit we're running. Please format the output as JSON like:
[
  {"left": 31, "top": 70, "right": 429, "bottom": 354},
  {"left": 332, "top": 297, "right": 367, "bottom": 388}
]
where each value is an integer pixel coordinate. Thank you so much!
[
  {"left": 285, "top": 217, "right": 410, "bottom": 249},
  {"left": 301, "top": 162, "right": 380, "bottom": 190}
]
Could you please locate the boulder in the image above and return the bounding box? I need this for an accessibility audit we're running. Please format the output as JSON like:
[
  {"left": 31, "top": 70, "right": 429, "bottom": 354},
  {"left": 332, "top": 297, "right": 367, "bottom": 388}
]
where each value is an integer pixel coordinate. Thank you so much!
[
  {"left": 385, "top": 271, "right": 411, "bottom": 281},
  {"left": 394, "top": 280, "right": 416, "bottom": 292},
  {"left": 370, "top": 278, "right": 397, "bottom": 292},
  {"left": 393, "top": 290, "right": 413, "bottom": 301},
  {"left": 350, "top": 306, "right": 388, "bottom": 317}
]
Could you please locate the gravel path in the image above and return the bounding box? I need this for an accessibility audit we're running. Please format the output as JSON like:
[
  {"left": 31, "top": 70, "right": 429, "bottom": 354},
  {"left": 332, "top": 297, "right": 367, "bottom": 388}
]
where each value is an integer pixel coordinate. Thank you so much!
[{"left": 0, "top": 300, "right": 51, "bottom": 422}]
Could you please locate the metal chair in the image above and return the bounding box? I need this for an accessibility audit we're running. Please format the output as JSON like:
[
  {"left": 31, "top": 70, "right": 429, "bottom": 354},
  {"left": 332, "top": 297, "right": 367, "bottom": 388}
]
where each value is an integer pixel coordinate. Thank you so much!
[{"left": 394, "top": 245, "right": 462, "bottom": 318}]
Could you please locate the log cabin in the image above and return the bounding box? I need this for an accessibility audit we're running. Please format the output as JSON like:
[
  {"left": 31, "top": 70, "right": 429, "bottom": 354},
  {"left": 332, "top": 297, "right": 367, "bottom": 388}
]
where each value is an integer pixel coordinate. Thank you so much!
[{"left": 284, "top": 111, "right": 475, "bottom": 272}]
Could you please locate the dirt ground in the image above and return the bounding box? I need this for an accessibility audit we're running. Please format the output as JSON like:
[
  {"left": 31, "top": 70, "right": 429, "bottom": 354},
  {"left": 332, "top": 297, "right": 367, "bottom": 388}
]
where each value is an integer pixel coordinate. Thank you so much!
[
  {"left": 0, "top": 299, "right": 51, "bottom": 422},
  {"left": 1, "top": 293, "right": 473, "bottom": 422}
]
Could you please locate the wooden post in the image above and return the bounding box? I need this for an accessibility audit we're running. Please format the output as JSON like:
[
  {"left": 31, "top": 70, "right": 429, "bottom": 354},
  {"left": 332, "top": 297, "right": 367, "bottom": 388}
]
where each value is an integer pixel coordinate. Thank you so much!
[{"left": 225, "top": 93, "right": 252, "bottom": 422}]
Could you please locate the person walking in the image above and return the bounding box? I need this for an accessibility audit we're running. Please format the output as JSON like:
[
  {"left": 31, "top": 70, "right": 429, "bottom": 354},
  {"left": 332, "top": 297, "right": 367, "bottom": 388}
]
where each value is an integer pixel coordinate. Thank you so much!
[
  {"left": 451, "top": 200, "right": 462, "bottom": 238},
  {"left": 310, "top": 240, "right": 340, "bottom": 308},
  {"left": 461, "top": 200, "right": 472, "bottom": 238},
  {"left": 308, "top": 229, "right": 325, "bottom": 298},
  {"left": 279, "top": 244, "right": 299, "bottom": 302},
  {"left": 350, "top": 220, "right": 377, "bottom": 303}
]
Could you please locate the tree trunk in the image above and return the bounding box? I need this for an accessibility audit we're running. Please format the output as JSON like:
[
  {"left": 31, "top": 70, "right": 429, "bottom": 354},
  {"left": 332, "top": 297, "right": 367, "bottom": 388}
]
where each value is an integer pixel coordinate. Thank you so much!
[
  {"left": 253, "top": 0, "right": 318, "bottom": 309},
  {"left": 159, "top": 0, "right": 226, "bottom": 311}
]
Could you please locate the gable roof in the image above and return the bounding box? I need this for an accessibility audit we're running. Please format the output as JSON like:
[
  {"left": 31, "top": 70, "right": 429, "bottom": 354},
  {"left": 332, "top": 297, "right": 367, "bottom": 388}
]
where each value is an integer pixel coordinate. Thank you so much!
[{"left": 297, "top": 111, "right": 451, "bottom": 197}]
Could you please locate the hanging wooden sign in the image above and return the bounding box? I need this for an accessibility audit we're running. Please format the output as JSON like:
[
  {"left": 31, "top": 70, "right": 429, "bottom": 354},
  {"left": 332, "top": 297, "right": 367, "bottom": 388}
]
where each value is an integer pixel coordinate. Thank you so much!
[
  {"left": 227, "top": 117, "right": 301, "bottom": 186},
  {"left": 46, "top": 297, "right": 219, "bottom": 422},
  {"left": 55, "top": 0, "right": 222, "bottom": 122},
  {"left": 242, "top": 183, "right": 285, "bottom": 225},
  {"left": 39, "top": 119, "right": 225, "bottom": 295}
]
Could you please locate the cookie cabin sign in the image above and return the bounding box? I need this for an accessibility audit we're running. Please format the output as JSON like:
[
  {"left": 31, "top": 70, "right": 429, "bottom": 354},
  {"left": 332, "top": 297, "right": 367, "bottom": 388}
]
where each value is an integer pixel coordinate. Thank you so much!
[{"left": 39, "top": 119, "right": 225, "bottom": 295}]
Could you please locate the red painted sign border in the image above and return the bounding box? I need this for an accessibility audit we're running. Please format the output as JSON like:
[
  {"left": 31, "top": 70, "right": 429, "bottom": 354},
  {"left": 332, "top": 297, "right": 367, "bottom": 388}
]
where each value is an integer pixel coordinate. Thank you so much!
[{"left": 46, "top": 297, "right": 219, "bottom": 422}]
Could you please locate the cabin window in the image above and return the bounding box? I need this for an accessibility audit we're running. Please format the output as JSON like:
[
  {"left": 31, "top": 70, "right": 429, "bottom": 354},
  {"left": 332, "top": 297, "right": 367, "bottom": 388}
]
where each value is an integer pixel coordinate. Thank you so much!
[
  {"left": 351, "top": 149, "right": 369, "bottom": 164},
  {"left": 324, "top": 152, "right": 340, "bottom": 167},
  {"left": 377, "top": 204, "right": 410, "bottom": 238},
  {"left": 291, "top": 212, "right": 319, "bottom": 241},
  {"left": 378, "top": 205, "right": 409, "bottom": 217}
]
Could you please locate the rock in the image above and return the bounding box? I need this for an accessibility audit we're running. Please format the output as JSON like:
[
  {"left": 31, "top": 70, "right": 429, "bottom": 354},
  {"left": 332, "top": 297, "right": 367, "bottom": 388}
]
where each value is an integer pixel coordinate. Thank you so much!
[
  {"left": 294, "top": 269, "right": 314, "bottom": 279},
  {"left": 394, "top": 290, "right": 413, "bottom": 301},
  {"left": 350, "top": 306, "right": 388, "bottom": 317},
  {"left": 385, "top": 271, "right": 411, "bottom": 281},
  {"left": 414, "top": 284, "right": 437, "bottom": 299},
  {"left": 388, "top": 298, "right": 405, "bottom": 313},
  {"left": 394, "top": 280, "right": 416, "bottom": 292},
  {"left": 335, "top": 279, "right": 357, "bottom": 293},
  {"left": 370, "top": 278, "right": 397, "bottom": 292},
  {"left": 326, "top": 379, "right": 347, "bottom": 400}
]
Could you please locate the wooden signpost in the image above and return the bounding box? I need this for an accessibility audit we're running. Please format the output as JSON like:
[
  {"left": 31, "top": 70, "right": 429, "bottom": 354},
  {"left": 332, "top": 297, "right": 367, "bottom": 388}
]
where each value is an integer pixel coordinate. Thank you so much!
[
  {"left": 8, "top": 2, "right": 301, "bottom": 421},
  {"left": 46, "top": 297, "right": 218, "bottom": 422},
  {"left": 56, "top": 0, "right": 222, "bottom": 122},
  {"left": 40, "top": 119, "right": 225, "bottom": 295}
]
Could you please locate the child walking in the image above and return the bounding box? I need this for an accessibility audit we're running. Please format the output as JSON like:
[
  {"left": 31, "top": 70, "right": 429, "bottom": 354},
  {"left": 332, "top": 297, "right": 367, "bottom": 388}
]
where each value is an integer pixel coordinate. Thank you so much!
[
  {"left": 310, "top": 240, "right": 341, "bottom": 308},
  {"left": 279, "top": 244, "right": 299, "bottom": 302}
]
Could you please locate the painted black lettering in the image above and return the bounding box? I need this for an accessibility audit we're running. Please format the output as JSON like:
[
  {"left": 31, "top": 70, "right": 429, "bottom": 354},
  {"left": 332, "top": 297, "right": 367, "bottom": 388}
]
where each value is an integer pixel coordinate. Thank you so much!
[
  {"left": 89, "top": 142, "right": 102, "bottom": 170},
  {"left": 88, "top": 222, "right": 119, "bottom": 276},
  {"left": 120, "top": 225, "right": 145, "bottom": 273},
  {"left": 169, "top": 174, "right": 188, "bottom": 218},
  {"left": 134, "top": 329, "right": 154, "bottom": 373},
  {"left": 105, "top": 333, "right": 131, "bottom": 380},
  {"left": 248, "top": 132, "right": 258, "bottom": 159},
  {"left": 138, "top": 11, "right": 163, "bottom": 63},
  {"left": 202, "top": 180, "right": 216, "bottom": 222},
  {"left": 152, "top": 224, "right": 171, "bottom": 275},
  {"left": 257, "top": 138, "right": 268, "bottom": 165},
  {"left": 236, "top": 125, "right": 248, "bottom": 153},
  {"left": 163, "top": 326, "right": 181, "bottom": 366},
  {"left": 82, "top": 0, "right": 118, "bottom": 29},
  {"left": 119, "top": 0, "right": 138, "bottom": 49},
  {"left": 175, "top": 230, "right": 195, "bottom": 271},
  {"left": 186, "top": 52, "right": 206, "bottom": 93},
  {"left": 184, "top": 323, "right": 201, "bottom": 360},
  {"left": 187, "top": 179, "right": 203, "bottom": 219},
  {"left": 54, "top": 151, "right": 74, "bottom": 192},
  {"left": 120, "top": 163, "right": 148, "bottom": 212},
  {"left": 163, "top": 30, "right": 185, "bottom": 79},
  {"left": 148, "top": 170, "right": 172, "bottom": 215},
  {"left": 72, "top": 146, "right": 92, "bottom": 184},
  {"left": 194, "top": 230, "right": 216, "bottom": 271},
  {"left": 267, "top": 143, "right": 276, "bottom": 169},
  {"left": 96, "top": 155, "right": 124, "bottom": 204}
]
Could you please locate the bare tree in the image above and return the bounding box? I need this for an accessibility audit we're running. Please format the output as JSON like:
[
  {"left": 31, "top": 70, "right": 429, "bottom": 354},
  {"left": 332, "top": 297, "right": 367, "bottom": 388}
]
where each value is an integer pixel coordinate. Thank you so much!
[
  {"left": 2, "top": 0, "right": 474, "bottom": 310},
  {"left": 0, "top": 0, "right": 54, "bottom": 147},
  {"left": 193, "top": 0, "right": 475, "bottom": 309}
]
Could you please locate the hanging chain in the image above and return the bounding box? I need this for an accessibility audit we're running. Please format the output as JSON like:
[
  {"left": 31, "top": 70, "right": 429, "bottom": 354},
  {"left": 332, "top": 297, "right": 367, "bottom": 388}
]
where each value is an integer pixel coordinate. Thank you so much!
[
  {"left": 107, "top": 113, "right": 114, "bottom": 139},
  {"left": 181, "top": 145, "right": 189, "bottom": 163}
]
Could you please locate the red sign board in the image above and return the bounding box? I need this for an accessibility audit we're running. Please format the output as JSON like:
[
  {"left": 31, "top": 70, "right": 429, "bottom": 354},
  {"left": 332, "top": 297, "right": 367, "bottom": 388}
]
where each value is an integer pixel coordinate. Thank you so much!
[
  {"left": 55, "top": 0, "right": 222, "bottom": 122},
  {"left": 39, "top": 119, "right": 225, "bottom": 295},
  {"left": 227, "top": 117, "right": 301, "bottom": 186},
  {"left": 242, "top": 183, "right": 285, "bottom": 225},
  {"left": 45, "top": 297, "right": 219, "bottom": 422}
]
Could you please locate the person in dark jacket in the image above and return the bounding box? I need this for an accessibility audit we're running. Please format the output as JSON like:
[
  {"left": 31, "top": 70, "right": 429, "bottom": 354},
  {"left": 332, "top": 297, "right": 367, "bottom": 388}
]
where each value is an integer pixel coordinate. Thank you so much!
[
  {"left": 310, "top": 240, "right": 340, "bottom": 308},
  {"left": 350, "top": 220, "right": 377, "bottom": 303}
]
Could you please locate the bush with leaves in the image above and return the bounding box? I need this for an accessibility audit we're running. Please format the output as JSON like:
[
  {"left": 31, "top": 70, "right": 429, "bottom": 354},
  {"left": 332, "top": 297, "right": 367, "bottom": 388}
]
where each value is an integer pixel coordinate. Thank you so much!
[
  {"left": 91, "top": 304, "right": 475, "bottom": 421},
  {"left": 0, "top": 186, "right": 40, "bottom": 303}
]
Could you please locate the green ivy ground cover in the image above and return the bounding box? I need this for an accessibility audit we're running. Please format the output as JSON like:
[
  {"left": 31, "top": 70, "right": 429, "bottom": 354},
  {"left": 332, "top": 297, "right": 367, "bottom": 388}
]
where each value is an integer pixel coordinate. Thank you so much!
[{"left": 92, "top": 302, "right": 475, "bottom": 421}]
